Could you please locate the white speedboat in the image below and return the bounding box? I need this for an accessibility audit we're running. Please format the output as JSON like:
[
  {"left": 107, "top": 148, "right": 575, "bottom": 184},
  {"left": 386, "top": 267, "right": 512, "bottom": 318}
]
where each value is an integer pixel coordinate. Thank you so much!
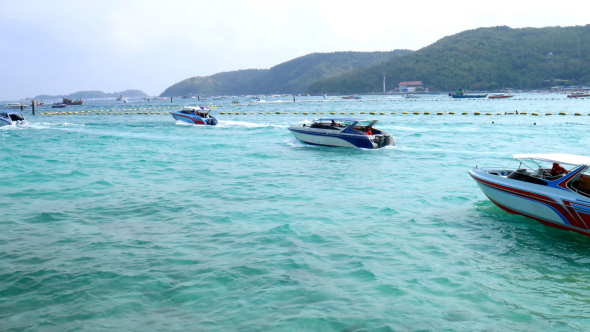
[
  {"left": 470, "top": 154, "right": 590, "bottom": 238},
  {"left": 0, "top": 110, "right": 27, "bottom": 126},
  {"left": 489, "top": 93, "right": 514, "bottom": 99},
  {"left": 4, "top": 103, "right": 29, "bottom": 109},
  {"left": 288, "top": 118, "right": 394, "bottom": 149}
]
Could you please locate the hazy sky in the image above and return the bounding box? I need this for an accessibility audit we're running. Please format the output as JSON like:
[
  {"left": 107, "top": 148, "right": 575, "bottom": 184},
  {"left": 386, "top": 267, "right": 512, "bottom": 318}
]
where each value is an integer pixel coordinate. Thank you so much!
[{"left": 1, "top": 0, "right": 589, "bottom": 100}]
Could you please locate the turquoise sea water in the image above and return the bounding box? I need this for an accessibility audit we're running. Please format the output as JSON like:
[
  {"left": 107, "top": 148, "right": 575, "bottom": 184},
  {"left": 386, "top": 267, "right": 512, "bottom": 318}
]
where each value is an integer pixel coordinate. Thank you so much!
[{"left": 2, "top": 95, "right": 590, "bottom": 331}]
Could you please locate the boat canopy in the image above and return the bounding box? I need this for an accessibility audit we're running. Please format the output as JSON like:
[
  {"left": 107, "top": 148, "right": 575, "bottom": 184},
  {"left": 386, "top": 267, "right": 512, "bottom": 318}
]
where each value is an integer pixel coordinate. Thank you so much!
[
  {"left": 182, "top": 107, "right": 210, "bottom": 112},
  {"left": 1, "top": 110, "right": 25, "bottom": 115},
  {"left": 514, "top": 153, "right": 590, "bottom": 166}
]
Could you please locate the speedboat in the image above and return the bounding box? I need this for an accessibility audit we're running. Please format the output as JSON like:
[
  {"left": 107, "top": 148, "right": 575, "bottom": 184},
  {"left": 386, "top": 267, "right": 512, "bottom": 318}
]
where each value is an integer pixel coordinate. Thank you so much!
[
  {"left": 451, "top": 89, "right": 487, "bottom": 99},
  {"left": 170, "top": 107, "right": 218, "bottom": 125},
  {"left": 51, "top": 102, "right": 66, "bottom": 108},
  {"left": 403, "top": 94, "right": 419, "bottom": 98},
  {"left": 470, "top": 153, "right": 590, "bottom": 238},
  {"left": 288, "top": 118, "right": 394, "bottom": 149},
  {"left": 4, "top": 103, "right": 28, "bottom": 109},
  {"left": 342, "top": 95, "right": 361, "bottom": 100},
  {"left": 0, "top": 110, "right": 27, "bottom": 126},
  {"left": 567, "top": 93, "right": 590, "bottom": 98},
  {"left": 489, "top": 93, "right": 514, "bottom": 99}
]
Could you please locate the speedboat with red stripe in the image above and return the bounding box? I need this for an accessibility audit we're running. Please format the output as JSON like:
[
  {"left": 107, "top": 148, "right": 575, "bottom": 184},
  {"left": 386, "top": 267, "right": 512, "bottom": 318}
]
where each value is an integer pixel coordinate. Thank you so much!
[
  {"left": 567, "top": 93, "right": 590, "bottom": 98},
  {"left": 170, "top": 107, "right": 218, "bottom": 125},
  {"left": 488, "top": 93, "right": 514, "bottom": 99},
  {"left": 470, "top": 154, "right": 590, "bottom": 238}
]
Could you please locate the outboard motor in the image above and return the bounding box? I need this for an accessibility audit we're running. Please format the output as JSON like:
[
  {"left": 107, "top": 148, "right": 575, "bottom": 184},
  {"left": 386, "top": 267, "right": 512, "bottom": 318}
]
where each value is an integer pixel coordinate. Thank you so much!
[
  {"left": 374, "top": 135, "right": 383, "bottom": 148},
  {"left": 383, "top": 135, "right": 391, "bottom": 146}
]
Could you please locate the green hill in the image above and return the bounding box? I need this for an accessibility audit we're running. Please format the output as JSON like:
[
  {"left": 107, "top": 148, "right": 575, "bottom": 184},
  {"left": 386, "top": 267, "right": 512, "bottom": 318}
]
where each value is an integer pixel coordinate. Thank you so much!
[
  {"left": 34, "top": 90, "right": 148, "bottom": 100},
  {"left": 160, "top": 50, "right": 412, "bottom": 96},
  {"left": 307, "top": 25, "right": 590, "bottom": 94},
  {"left": 160, "top": 69, "right": 268, "bottom": 97}
]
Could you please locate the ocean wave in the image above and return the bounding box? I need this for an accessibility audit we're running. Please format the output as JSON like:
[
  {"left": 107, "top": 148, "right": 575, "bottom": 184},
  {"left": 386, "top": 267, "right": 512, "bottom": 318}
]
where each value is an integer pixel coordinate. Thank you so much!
[
  {"left": 28, "top": 122, "right": 86, "bottom": 128},
  {"left": 217, "top": 120, "right": 288, "bottom": 129}
]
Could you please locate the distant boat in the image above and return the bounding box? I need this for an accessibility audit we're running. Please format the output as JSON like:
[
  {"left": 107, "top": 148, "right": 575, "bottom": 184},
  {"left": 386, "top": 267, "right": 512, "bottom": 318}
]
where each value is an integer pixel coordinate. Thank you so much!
[
  {"left": 342, "top": 95, "right": 361, "bottom": 100},
  {"left": 489, "top": 94, "right": 514, "bottom": 99},
  {"left": 116, "top": 95, "right": 124, "bottom": 101},
  {"left": 451, "top": 89, "right": 487, "bottom": 99},
  {"left": 63, "top": 97, "right": 83, "bottom": 105},
  {"left": 33, "top": 100, "right": 45, "bottom": 106},
  {"left": 51, "top": 102, "right": 67, "bottom": 108},
  {"left": 3, "top": 103, "right": 29, "bottom": 109},
  {"left": 567, "top": 93, "right": 590, "bottom": 98},
  {"left": 403, "top": 94, "right": 420, "bottom": 98}
]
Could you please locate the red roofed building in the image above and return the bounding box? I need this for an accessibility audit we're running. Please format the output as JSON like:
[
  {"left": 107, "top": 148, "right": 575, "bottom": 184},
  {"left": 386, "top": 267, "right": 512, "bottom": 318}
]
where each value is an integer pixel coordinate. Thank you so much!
[{"left": 399, "top": 81, "right": 425, "bottom": 92}]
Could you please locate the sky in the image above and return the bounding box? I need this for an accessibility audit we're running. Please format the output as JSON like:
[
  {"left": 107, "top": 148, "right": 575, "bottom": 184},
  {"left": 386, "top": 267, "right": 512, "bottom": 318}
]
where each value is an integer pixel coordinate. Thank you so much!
[{"left": 1, "top": 0, "right": 589, "bottom": 100}]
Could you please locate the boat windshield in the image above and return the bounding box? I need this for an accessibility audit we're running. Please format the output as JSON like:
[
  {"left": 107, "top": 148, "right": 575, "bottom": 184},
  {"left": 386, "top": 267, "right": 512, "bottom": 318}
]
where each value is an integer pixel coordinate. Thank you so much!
[
  {"left": 567, "top": 167, "right": 590, "bottom": 197},
  {"left": 310, "top": 120, "right": 353, "bottom": 129},
  {"left": 509, "top": 159, "right": 577, "bottom": 181}
]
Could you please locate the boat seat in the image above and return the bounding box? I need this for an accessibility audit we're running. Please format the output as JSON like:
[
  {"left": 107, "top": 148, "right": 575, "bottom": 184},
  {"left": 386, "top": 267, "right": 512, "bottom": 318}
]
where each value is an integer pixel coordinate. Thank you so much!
[{"left": 579, "top": 176, "right": 590, "bottom": 192}]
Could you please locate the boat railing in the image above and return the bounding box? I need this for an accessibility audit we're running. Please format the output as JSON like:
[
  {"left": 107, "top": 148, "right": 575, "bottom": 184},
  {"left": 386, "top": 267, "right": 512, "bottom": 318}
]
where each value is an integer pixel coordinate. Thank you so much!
[{"left": 478, "top": 167, "right": 520, "bottom": 177}]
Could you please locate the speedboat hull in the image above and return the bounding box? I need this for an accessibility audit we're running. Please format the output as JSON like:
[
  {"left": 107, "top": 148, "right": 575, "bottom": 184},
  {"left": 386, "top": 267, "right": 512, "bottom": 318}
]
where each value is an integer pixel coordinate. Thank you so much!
[
  {"left": 170, "top": 111, "right": 218, "bottom": 125},
  {"left": 470, "top": 167, "right": 590, "bottom": 237},
  {"left": 452, "top": 94, "right": 488, "bottom": 98}
]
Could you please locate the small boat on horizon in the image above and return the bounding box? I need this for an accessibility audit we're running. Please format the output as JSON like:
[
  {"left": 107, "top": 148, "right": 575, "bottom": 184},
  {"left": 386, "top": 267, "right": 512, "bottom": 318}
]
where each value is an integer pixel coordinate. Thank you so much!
[
  {"left": 51, "top": 102, "right": 67, "bottom": 108},
  {"left": 63, "top": 97, "right": 83, "bottom": 105},
  {"left": 0, "top": 109, "right": 27, "bottom": 126},
  {"left": 170, "top": 107, "right": 218, "bottom": 125},
  {"left": 470, "top": 153, "right": 590, "bottom": 238},
  {"left": 451, "top": 89, "right": 487, "bottom": 99},
  {"left": 567, "top": 93, "right": 590, "bottom": 98},
  {"left": 288, "top": 117, "right": 394, "bottom": 149},
  {"left": 489, "top": 93, "right": 514, "bottom": 99},
  {"left": 4, "top": 103, "right": 29, "bottom": 109},
  {"left": 342, "top": 95, "right": 361, "bottom": 100}
]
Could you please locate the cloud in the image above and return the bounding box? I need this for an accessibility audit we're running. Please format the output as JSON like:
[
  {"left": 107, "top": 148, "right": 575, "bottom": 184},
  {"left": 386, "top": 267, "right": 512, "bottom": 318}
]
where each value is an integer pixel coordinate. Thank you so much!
[{"left": 1, "top": 0, "right": 589, "bottom": 99}]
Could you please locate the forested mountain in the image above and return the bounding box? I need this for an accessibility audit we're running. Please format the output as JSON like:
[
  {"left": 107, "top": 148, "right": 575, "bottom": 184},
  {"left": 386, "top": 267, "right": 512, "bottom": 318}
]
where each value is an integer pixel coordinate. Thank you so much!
[
  {"left": 160, "top": 69, "right": 268, "bottom": 97},
  {"left": 160, "top": 50, "right": 412, "bottom": 96},
  {"left": 307, "top": 25, "right": 590, "bottom": 94},
  {"left": 34, "top": 90, "right": 148, "bottom": 100}
]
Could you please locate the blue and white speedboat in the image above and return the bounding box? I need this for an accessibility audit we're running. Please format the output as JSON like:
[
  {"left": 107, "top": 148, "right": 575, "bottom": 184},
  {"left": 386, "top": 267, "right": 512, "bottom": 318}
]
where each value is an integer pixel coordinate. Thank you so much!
[
  {"left": 51, "top": 102, "right": 66, "bottom": 108},
  {"left": 0, "top": 110, "right": 27, "bottom": 126},
  {"left": 288, "top": 118, "right": 394, "bottom": 149},
  {"left": 170, "top": 107, "right": 218, "bottom": 125}
]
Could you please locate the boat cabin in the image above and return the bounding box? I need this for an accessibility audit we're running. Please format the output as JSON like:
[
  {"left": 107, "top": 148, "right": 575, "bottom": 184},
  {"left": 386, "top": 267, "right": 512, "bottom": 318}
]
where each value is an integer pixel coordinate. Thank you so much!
[
  {"left": 305, "top": 118, "right": 385, "bottom": 135},
  {"left": 180, "top": 107, "right": 212, "bottom": 118}
]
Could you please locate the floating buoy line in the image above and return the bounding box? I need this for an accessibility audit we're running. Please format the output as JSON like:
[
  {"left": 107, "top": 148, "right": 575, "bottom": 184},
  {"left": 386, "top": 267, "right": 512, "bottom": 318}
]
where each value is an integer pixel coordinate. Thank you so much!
[{"left": 38, "top": 97, "right": 589, "bottom": 116}]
